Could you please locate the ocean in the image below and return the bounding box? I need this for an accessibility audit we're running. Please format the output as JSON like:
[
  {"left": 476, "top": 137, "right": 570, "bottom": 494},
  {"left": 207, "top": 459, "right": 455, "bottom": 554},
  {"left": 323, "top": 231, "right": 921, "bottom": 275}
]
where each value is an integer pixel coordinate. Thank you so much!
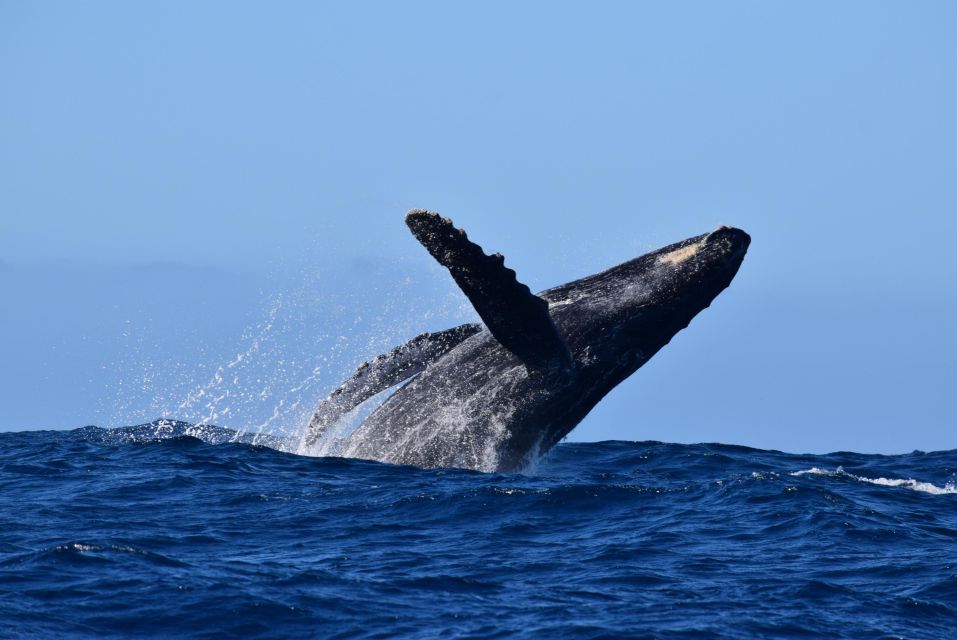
[{"left": 1, "top": 422, "right": 954, "bottom": 639}]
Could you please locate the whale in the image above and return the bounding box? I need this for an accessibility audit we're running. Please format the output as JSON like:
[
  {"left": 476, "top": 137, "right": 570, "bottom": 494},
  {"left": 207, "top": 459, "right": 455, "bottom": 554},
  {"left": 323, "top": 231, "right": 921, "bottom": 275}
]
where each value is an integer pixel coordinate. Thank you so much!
[{"left": 302, "top": 210, "right": 750, "bottom": 472}]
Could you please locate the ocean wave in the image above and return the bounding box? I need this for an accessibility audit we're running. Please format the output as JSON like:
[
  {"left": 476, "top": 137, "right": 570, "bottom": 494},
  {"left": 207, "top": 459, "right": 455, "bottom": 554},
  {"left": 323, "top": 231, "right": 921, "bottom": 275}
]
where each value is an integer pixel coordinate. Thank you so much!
[
  {"left": 1, "top": 427, "right": 955, "bottom": 638},
  {"left": 790, "top": 466, "right": 957, "bottom": 495}
]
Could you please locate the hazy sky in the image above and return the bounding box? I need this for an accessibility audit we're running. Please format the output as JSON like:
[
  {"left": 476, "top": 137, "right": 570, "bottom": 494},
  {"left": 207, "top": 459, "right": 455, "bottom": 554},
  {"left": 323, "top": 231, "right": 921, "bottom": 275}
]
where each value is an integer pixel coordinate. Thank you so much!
[{"left": 2, "top": 2, "right": 955, "bottom": 453}]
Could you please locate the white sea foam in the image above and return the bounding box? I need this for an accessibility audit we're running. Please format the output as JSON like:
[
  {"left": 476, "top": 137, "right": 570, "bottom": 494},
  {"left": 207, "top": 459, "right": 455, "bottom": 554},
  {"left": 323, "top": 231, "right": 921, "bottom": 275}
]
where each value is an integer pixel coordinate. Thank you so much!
[{"left": 790, "top": 466, "right": 957, "bottom": 495}]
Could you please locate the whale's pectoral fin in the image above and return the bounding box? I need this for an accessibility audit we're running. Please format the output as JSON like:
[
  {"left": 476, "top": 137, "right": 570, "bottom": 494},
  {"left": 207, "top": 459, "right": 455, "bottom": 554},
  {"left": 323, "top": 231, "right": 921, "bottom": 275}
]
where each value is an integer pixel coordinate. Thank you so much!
[
  {"left": 406, "top": 210, "right": 573, "bottom": 369},
  {"left": 303, "top": 323, "right": 482, "bottom": 447}
]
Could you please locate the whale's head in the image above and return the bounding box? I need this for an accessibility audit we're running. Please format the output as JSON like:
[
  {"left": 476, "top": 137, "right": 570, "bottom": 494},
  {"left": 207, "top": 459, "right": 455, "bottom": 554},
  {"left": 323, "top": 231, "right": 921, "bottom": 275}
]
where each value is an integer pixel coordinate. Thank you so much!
[
  {"left": 546, "top": 226, "right": 750, "bottom": 380},
  {"left": 641, "top": 225, "right": 751, "bottom": 315}
]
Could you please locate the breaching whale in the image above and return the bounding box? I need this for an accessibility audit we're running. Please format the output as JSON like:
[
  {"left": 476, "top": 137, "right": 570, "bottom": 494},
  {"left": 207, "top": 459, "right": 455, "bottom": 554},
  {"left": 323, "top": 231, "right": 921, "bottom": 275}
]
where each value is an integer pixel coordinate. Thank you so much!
[{"left": 302, "top": 211, "right": 750, "bottom": 472}]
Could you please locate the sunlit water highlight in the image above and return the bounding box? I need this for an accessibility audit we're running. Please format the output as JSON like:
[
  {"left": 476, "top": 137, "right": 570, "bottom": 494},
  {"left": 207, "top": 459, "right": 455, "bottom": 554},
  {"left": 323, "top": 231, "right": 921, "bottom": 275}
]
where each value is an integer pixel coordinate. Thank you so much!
[{"left": 1, "top": 423, "right": 955, "bottom": 639}]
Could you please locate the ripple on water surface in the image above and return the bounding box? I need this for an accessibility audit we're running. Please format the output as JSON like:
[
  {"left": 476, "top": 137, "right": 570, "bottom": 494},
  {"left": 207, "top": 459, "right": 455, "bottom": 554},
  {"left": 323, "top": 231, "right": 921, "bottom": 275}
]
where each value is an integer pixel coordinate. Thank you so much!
[{"left": 0, "top": 425, "right": 955, "bottom": 639}]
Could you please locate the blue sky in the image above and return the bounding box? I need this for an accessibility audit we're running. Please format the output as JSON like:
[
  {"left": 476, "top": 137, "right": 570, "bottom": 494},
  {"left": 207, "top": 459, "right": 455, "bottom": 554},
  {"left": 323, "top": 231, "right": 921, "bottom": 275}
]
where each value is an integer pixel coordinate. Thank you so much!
[{"left": 1, "top": 2, "right": 955, "bottom": 453}]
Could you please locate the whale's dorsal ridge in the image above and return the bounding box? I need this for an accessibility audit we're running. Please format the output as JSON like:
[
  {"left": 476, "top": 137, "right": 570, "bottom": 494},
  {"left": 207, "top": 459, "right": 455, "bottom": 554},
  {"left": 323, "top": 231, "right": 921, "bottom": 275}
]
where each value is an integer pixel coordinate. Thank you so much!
[{"left": 405, "top": 210, "right": 573, "bottom": 370}]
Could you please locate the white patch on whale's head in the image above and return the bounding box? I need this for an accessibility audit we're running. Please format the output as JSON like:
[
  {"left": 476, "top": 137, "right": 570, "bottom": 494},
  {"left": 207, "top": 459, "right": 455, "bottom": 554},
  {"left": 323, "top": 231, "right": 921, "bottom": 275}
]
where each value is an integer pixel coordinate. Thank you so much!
[{"left": 657, "top": 241, "right": 701, "bottom": 266}]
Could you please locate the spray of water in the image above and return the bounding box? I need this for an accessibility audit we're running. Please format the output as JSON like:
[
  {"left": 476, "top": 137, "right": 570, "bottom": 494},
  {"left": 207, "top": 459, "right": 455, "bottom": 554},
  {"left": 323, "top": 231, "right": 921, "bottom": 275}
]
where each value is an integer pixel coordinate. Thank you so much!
[{"left": 102, "top": 259, "right": 475, "bottom": 454}]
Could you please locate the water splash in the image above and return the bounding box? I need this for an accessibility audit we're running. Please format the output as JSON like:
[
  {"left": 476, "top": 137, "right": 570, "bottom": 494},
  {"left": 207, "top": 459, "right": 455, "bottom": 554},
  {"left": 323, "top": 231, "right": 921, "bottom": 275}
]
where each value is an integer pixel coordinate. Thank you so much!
[{"left": 102, "top": 259, "right": 474, "bottom": 450}]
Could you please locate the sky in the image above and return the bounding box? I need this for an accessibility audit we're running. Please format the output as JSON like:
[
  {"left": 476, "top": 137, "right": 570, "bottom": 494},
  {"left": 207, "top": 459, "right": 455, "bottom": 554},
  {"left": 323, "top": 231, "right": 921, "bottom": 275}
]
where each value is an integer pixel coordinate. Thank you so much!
[{"left": 1, "top": 1, "right": 955, "bottom": 454}]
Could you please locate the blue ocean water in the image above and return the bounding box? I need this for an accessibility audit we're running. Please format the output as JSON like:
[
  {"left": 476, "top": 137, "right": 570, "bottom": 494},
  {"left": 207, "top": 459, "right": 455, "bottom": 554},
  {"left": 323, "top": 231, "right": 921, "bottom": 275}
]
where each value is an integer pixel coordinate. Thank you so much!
[{"left": 1, "top": 423, "right": 955, "bottom": 639}]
